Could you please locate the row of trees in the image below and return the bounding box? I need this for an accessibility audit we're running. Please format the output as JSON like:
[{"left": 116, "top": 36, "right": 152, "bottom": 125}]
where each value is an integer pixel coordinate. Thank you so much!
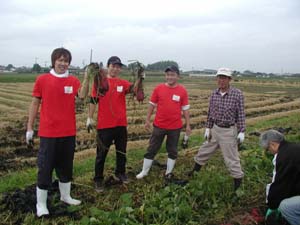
[
  {"left": 2, "top": 60, "right": 180, "bottom": 74},
  {"left": 145, "top": 60, "right": 179, "bottom": 71},
  {"left": 127, "top": 60, "right": 179, "bottom": 73},
  {"left": 4, "top": 62, "right": 300, "bottom": 77},
  {"left": 1, "top": 63, "right": 43, "bottom": 73}
]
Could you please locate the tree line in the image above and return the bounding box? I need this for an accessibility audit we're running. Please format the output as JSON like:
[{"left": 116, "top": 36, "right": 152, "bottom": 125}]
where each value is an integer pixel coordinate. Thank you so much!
[{"left": 2, "top": 60, "right": 180, "bottom": 74}]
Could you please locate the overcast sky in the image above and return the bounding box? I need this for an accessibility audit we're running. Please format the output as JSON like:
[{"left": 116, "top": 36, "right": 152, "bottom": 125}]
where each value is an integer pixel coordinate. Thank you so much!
[{"left": 1, "top": 0, "right": 300, "bottom": 73}]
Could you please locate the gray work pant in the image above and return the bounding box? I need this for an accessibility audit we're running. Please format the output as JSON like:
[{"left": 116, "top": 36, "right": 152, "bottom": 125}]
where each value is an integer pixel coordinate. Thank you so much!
[
  {"left": 144, "top": 126, "right": 181, "bottom": 160},
  {"left": 194, "top": 124, "right": 244, "bottom": 179}
]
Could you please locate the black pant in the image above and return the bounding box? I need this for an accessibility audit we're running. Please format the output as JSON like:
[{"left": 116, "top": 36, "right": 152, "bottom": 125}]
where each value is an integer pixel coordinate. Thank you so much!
[
  {"left": 144, "top": 126, "right": 181, "bottom": 160},
  {"left": 37, "top": 136, "right": 75, "bottom": 190},
  {"left": 94, "top": 126, "right": 127, "bottom": 182}
]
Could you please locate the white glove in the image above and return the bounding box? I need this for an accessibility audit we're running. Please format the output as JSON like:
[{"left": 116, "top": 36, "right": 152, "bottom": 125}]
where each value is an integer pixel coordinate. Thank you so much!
[
  {"left": 86, "top": 117, "right": 94, "bottom": 132},
  {"left": 237, "top": 132, "right": 245, "bottom": 144},
  {"left": 204, "top": 128, "right": 211, "bottom": 140},
  {"left": 26, "top": 130, "right": 34, "bottom": 145}
]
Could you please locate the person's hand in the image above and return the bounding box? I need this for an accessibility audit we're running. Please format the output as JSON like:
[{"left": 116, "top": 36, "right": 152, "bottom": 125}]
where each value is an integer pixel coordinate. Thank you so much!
[
  {"left": 26, "top": 130, "right": 34, "bottom": 147},
  {"left": 144, "top": 120, "right": 151, "bottom": 131},
  {"left": 185, "top": 125, "right": 191, "bottom": 136},
  {"left": 86, "top": 117, "right": 94, "bottom": 133},
  {"left": 237, "top": 132, "right": 245, "bottom": 144},
  {"left": 204, "top": 128, "right": 211, "bottom": 140}
]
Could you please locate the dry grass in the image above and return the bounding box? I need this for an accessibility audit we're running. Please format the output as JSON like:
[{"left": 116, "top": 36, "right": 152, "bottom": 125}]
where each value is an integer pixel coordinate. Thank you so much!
[{"left": 0, "top": 78, "right": 299, "bottom": 158}]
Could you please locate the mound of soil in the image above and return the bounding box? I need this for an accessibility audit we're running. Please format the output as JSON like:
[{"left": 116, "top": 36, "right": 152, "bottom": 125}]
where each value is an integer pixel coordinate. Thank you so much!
[{"left": 0, "top": 180, "right": 91, "bottom": 220}]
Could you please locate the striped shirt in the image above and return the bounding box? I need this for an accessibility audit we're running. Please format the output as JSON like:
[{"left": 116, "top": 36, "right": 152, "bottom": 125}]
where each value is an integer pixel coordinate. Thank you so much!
[{"left": 206, "top": 86, "right": 246, "bottom": 132}]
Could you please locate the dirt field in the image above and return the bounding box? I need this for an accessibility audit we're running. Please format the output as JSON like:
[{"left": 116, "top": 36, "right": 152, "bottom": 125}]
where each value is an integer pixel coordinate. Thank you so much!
[
  {"left": 0, "top": 77, "right": 299, "bottom": 174},
  {"left": 0, "top": 78, "right": 300, "bottom": 225}
]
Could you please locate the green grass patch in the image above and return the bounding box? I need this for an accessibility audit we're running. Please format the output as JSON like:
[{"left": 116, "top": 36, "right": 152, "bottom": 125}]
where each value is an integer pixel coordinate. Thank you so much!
[
  {"left": 0, "top": 73, "right": 39, "bottom": 83},
  {"left": 1, "top": 102, "right": 300, "bottom": 224}
]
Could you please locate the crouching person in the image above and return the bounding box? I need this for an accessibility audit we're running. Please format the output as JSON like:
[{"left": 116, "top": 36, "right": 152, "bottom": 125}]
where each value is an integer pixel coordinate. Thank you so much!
[
  {"left": 26, "top": 48, "right": 89, "bottom": 217},
  {"left": 260, "top": 130, "right": 300, "bottom": 225},
  {"left": 136, "top": 65, "right": 191, "bottom": 180}
]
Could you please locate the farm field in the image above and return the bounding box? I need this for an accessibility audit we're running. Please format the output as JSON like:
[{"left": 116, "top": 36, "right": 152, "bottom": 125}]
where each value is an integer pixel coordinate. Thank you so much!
[{"left": 0, "top": 73, "right": 300, "bottom": 225}]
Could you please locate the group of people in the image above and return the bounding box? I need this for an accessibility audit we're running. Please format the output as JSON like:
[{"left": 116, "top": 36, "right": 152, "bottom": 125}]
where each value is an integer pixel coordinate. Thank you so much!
[{"left": 25, "top": 47, "right": 299, "bottom": 225}]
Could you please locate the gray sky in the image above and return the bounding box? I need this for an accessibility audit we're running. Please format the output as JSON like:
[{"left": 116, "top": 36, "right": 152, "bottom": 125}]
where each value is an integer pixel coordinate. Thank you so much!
[{"left": 1, "top": 0, "right": 300, "bottom": 73}]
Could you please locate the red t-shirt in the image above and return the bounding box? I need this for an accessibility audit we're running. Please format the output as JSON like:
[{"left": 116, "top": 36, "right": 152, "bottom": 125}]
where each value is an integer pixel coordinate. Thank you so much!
[
  {"left": 32, "top": 73, "right": 80, "bottom": 137},
  {"left": 150, "top": 83, "right": 189, "bottom": 129},
  {"left": 92, "top": 77, "right": 131, "bottom": 129}
]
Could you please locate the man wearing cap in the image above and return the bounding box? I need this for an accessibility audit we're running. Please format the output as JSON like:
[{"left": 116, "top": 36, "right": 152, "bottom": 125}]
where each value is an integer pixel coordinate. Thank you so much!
[
  {"left": 260, "top": 130, "right": 300, "bottom": 225},
  {"left": 136, "top": 65, "right": 191, "bottom": 181},
  {"left": 86, "top": 56, "right": 143, "bottom": 192},
  {"left": 188, "top": 68, "right": 245, "bottom": 191}
]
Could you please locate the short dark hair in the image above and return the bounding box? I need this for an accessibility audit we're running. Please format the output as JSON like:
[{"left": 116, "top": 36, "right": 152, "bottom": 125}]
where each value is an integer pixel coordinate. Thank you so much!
[{"left": 51, "top": 48, "right": 72, "bottom": 68}]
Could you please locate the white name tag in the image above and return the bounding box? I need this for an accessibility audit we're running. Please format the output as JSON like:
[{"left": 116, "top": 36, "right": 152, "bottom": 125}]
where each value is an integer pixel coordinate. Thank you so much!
[
  {"left": 172, "top": 94, "right": 180, "bottom": 102},
  {"left": 117, "top": 86, "right": 123, "bottom": 92},
  {"left": 64, "top": 86, "right": 73, "bottom": 94}
]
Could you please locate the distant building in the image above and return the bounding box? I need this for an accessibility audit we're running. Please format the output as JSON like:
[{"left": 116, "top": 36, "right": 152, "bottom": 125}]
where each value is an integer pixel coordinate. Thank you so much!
[
  {"left": 189, "top": 73, "right": 215, "bottom": 77},
  {"left": 68, "top": 66, "right": 83, "bottom": 75},
  {"left": 203, "top": 69, "right": 217, "bottom": 74},
  {"left": 188, "top": 68, "right": 217, "bottom": 77},
  {"left": 0, "top": 65, "right": 5, "bottom": 73}
]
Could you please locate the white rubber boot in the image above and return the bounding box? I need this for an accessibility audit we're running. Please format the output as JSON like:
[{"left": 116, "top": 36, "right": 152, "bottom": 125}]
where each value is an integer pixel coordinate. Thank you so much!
[
  {"left": 136, "top": 158, "right": 153, "bottom": 179},
  {"left": 165, "top": 158, "right": 176, "bottom": 175},
  {"left": 36, "top": 187, "right": 49, "bottom": 217},
  {"left": 59, "top": 182, "right": 81, "bottom": 205}
]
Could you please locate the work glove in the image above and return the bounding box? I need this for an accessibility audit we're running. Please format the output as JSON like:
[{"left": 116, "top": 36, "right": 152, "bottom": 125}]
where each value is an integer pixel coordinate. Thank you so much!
[
  {"left": 26, "top": 130, "right": 34, "bottom": 148},
  {"left": 237, "top": 132, "right": 245, "bottom": 144},
  {"left": 86, "top": 117, "right": 94, "bottom": 133},
  {"left": 265, "top": 208, "right": 280, "bottom": 222},
  {"left": 181, "top": 133, "right": 189, "bottom": 149},
  {"left": 204, "top": 128, "right": 211, "bottom": 141}
]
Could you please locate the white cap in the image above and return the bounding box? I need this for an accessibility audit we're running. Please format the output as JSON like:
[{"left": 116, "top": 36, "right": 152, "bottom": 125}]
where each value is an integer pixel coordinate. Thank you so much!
[{"left": 216, "top": 67, "right": 232, "bottom": 77}]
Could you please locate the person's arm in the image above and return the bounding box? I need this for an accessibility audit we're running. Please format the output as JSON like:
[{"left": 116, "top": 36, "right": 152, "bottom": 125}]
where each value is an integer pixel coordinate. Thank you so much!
[
  {"left": 145, "top": 103, "right": 155, "bottom": 131},
  {"left": 88, "top": 103, "right": 96, "bottom": 119},
  {"left": 203, "top": 94, "right": 214, "bottom": 140},
  {"left": 267, "top": 155, "right": 289, "bottom": 209},
  {"left": 27, "top": 97, "right": 41, "bottom": 131},
  {"left": 26, "top": 97, "right": 41, "bottom": 144},
  {"left": 182, "top": 109, "right": 191, "bottom": 136},
  {"left": 86, "top": 101, "right": 97, "bottom": 132},
  {"left": 237, "top": 91, "right": 246, "bottom": 133},
  {"left": 78, "top": 68, "right": 90, "bottom": 99},
  {"left": 236, "top": 91, "right": 246, "bottom": 143},
  {"left": 181, "top": 89, "right": 191, "bottom": 135}
]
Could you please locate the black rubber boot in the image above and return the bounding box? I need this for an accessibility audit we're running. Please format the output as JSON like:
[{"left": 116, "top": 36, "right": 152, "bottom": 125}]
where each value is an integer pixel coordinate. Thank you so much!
[
  {"left": 234, "top": 178, "right": 242, "bottom": 191},
  {"left": 187, "top": 163, "right": 202, "bottom": 177}
]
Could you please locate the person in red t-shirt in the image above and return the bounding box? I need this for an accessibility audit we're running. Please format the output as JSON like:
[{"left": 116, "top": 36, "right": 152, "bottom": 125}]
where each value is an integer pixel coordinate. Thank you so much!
[
  {"left": 136, "top": 65, "right": 191, "bottom": 181},
  {"left": 86, "top": 56, "right": 143, "bottom": 192},
  {"left": 26, "top": 48, "right": 89, "bottom": 217}
]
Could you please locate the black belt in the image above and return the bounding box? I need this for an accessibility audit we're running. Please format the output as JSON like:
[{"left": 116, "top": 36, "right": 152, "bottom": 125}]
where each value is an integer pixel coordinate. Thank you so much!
[{"left": 214, "top": 122, "right": 234, "bottom": 128}]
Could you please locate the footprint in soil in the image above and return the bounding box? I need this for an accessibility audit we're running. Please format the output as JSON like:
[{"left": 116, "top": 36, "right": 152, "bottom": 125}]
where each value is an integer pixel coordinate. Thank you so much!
[{"left": 0, "top": 180, "right": 88, "bottom": 220}]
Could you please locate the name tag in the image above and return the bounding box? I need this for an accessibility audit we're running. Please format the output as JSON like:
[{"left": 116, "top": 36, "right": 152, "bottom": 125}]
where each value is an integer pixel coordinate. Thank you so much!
[
  {"left": 64, "top": 86, "right": 73, "bottom": 94},
  {"left": 117, "top": 86, "right": 123, "bottom": 92},
  {"left": 172, "top": 94, "right": 180, "bottom": 102}
]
